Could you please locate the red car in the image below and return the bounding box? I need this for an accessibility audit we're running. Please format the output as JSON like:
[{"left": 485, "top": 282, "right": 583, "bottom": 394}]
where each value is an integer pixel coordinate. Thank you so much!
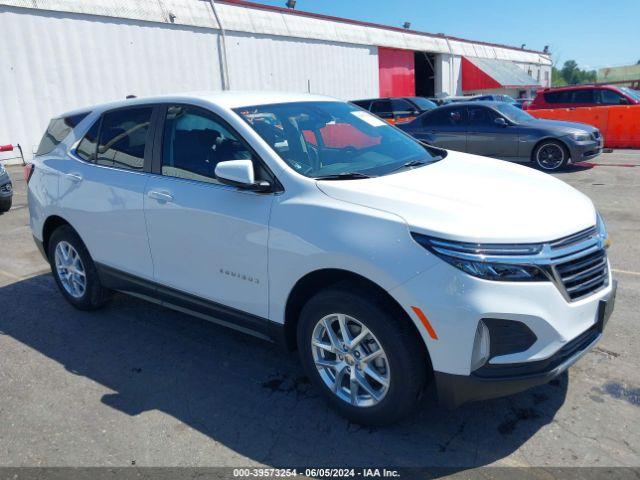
[{"left": 526, "top": 84, "right": 640, "bottom": 110}]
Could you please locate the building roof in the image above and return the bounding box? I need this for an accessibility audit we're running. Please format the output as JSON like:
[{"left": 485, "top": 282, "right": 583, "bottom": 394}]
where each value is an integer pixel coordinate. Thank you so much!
[
  {"left": 0, "top": 0, "right": 552, "bottom": 65},
  {"left": 222, "top": 0, "right": 548, "bottom": 56},
  {"left": 462, "top": 57, "right": 540, "bottom": 91}
]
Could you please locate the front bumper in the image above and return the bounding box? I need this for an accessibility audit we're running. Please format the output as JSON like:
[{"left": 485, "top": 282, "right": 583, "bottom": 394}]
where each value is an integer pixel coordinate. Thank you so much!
[
  {"left": 0, "top": 175, "right": 12, "bottom": 198},
  {"left": 435, "top": 281, "right": 615, "bottom": 407},
  {"left": 391, "top": 252, "right": 616, "bottom": 407},
  {"left": 0, "top": 177, "right": 12, "bottom": 211},
  {"left": 567, "top": 137, "right": 603, "bottom": 163}
]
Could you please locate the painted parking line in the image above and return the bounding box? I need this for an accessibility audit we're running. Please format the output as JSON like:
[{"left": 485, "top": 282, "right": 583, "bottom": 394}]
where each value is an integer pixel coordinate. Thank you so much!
[
  {"left": 612, "top": 268, "right": 640, "bottom": 277},
  {"left": 582, "top": 162, "right": 638, "bottom": 168}
]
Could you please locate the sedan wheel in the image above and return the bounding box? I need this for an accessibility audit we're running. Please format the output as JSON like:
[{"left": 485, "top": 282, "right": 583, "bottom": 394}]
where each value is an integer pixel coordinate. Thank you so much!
[{"left": 534, "top": 141, "right": 567, "bottom": 171}]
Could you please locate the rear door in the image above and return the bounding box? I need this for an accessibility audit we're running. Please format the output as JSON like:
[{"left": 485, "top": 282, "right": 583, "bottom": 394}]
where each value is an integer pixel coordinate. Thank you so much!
[
  {"left": 569, "top": 89, "right": 597, "bottom": 108},
  {"left": 466, "top": 105, "right": 519, "bottom": 157},
  {"left": 57, "top": 105, "right": 157, "bottom": 280},
  {"left": 143, "top": 104, "right": 274, "bottom": 319},
  {"left": 411, "top": 106, "right": 468, "bottom": 152}
]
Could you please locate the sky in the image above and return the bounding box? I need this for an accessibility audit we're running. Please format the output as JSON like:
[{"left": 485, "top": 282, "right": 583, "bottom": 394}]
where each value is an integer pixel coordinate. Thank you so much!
[{"left": 249, "top": 0, "right": 640, "bottom": 71}]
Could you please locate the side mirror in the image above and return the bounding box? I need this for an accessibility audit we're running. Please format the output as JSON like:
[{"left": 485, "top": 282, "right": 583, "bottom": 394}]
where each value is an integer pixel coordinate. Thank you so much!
[
  {"left": 215, "top": 160, "right": 271, "bottom": 192},
  {"left": 494, "top": 117, "right": 508, "bottom": 127},
  {"left": 619, "top": 97, "right": 631, "bottom": 105}
]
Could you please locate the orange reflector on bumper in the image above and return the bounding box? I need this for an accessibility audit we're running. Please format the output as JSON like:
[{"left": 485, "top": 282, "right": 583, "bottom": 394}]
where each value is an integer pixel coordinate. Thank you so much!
[{"left": 411, "top": 306, "right": 438, "bottom": 340}]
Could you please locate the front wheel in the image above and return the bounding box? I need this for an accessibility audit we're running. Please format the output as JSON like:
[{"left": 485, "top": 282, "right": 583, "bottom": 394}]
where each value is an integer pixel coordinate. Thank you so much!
[
  {"left": 48, "top": 225, "right": 111, "bottom": 310},
  {"left": 297, "top": 286, "right": 429, "bottom": 425},
  {"left": 533, "top": 140, "right": 569, "bottom": 171},
  {"left": 0, "top": 197, "right": 11, "bottom": 213}
]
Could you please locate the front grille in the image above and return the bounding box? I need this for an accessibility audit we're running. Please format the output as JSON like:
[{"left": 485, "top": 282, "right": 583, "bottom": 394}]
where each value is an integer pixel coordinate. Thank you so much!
[{"left": 555, "top": 248, "right": 608, "bottom": 301}]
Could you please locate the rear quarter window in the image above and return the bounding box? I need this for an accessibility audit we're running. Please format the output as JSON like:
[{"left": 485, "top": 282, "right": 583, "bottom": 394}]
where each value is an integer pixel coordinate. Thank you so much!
[{"left": 36, "top": 112, "right": 90, "bottom": 156}]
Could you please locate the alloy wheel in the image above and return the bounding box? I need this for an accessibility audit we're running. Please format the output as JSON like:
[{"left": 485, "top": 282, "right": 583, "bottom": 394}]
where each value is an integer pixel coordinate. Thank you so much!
[
  {"left": 54, "top": 241, "right": 87, "bottom": 298},
  {"left": 311, "top": 313, "right": 390, "bottom": 407}
]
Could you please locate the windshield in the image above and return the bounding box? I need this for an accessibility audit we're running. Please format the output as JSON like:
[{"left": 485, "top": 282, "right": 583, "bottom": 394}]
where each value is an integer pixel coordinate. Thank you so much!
[
  {"left": 235, "top": 101, "right": 442, "bottom": 179},
  {"left": 494, "top": 103, "right": 535, "bottom": 123},
  {"left": 408, "top": 97, "right": 437, "bottom": 111},
  {"left": 620, "top": 87, "right": 640, "bottom": 102}
]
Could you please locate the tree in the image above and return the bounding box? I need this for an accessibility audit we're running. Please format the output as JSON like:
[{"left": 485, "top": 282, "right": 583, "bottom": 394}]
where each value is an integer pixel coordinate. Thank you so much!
[
  {"left": 552, "top": 60, "right": 597, "bottom": 86},
  {"left": 552, "top": 67, "right": 567, "bottom": 86}
]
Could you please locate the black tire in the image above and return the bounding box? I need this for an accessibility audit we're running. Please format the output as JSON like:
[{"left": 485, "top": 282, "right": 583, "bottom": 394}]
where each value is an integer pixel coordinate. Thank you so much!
[
  {"left": 532, "top": 140, "right": 569, "bottom": 171},
  {"left": 0, "top": 197, "right": 11, "bottom": 213},
  {"left": 48, "top": 225, "right": 111, "bottom": 310},
  {"left": 297, "top": 285, "right": 429, "bottom": 426}
]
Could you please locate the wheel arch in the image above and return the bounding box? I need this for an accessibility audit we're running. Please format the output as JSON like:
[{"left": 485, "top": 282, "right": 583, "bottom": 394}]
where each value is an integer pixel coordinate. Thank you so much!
[
  {"left": 41, "top": 215, "right": 74, "bottom": 257},
  {"left": 283, "top": 268, "right": 433, "bottom": 372}
]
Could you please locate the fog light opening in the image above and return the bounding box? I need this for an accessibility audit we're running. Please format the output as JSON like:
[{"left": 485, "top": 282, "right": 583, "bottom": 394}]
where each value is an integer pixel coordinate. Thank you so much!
[{"left": 471, "top": 320, "right": 490, "bottom": 371}]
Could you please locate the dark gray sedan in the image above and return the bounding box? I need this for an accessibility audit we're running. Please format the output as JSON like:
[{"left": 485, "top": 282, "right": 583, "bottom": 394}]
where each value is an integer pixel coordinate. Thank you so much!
[
  {"left": 0, "top": 162, "right": 12, "bottom": 212},
  {"left": 397, "top": 101, "right": 603, "bottom": 171}
]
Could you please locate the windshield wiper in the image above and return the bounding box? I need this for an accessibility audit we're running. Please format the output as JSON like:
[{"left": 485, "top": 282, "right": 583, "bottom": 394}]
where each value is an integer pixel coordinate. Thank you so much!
[
  {"left": 387, "top": 159, "right": 431, "bottom": 173},
  {"left": 314, "top": 172, "right": 374, "bottom": 180}
]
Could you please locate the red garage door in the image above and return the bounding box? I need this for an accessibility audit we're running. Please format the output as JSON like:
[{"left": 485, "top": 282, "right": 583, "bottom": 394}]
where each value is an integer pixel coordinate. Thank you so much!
[{"left": 378, "top": 47, "right": 415, "bottom": 97}]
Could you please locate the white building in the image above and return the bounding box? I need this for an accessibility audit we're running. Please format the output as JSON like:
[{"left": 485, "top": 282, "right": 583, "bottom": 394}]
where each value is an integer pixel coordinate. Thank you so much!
[{"left": 0, "top": 0, "right": 552, "bottom": 161}]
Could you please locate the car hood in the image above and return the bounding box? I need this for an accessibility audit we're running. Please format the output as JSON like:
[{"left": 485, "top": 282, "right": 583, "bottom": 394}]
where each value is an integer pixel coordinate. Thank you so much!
[
  {"left": 316, "top": 152, "right": 596, "bottom": 243},
  {"left": 522, "top": 118, "right": 598, "bottom": 135}
]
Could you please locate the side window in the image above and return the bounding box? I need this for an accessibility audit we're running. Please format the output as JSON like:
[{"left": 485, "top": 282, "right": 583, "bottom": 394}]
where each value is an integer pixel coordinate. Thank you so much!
[
  {"left": 161, "top": 105, "right": 253, "bottom": 184},
  {"left": 571, "top": 89, "right": 596, "bottom": 104},
  {"left": 370, "top": 100, "right": 392, "bottom": 114},
  {"left": 390, "top": 99, "right": 414, "bottom": 112},
  {"left": 351, "top": 100, "right": 371, "bottom": 110},
  {"left": 600, "top": 89, "right": 625, "bottom": 105},
  {"left": 468, "top": 106, "right": 498, "bottom": 126},
  {"left": 96, "top": 107, "right": 153, "bottom": 170},
  {"left": 76, "top": 119, "right": 100, "bottom": 162},
  {"left": 36, "top": 112, "right": 90, "bottom": 156},
  {"left": 544, "top": 91, "right": 572, "bottom": 104},
  {"left": 423, "top": 107, "right": 467, "bottom": 127}
]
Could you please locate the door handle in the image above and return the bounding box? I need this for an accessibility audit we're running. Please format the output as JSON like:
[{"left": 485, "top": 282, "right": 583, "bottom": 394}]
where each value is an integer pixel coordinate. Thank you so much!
[
  {"left": 65, "top": 173, "right": 83, "bottom": 183},
  {"left": 147, "top": 190, "right": 174, "bottom": 203}
]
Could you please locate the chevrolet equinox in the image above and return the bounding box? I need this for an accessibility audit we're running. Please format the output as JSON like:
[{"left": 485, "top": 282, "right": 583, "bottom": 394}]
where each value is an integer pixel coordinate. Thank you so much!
[{"left": 28, "top": 92, "right": 616, "bottom": 425}]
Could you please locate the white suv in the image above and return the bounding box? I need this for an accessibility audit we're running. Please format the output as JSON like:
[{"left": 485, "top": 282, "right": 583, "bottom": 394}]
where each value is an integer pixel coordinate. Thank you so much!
[{"left": 28, "top": 92, "right": 616, "bottom": 425}]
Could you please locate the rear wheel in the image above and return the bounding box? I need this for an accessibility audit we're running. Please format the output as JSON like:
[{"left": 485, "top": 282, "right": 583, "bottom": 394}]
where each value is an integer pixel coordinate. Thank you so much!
[
  {"left": 48, "top": 225, "right": 111, "bottom": 310},
  {"left": 297, "top": 286, "right": 428, "bottom": 425},
  {"left": 533, "top": 140, "right": 569, "bottom": 171}
]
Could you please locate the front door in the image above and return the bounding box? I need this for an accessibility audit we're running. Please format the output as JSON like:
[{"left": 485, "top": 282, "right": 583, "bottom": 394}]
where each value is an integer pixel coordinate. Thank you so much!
[
  {"left": 466, "top": 106, "right": 519, "bottom": 158},
  {"left": 143, "top": 105, "right": 274, "bottom": 319}
]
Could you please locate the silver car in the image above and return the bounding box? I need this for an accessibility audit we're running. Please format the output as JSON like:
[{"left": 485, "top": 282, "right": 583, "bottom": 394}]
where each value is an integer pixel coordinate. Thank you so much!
[
  {"left": 0, "top": 162, "right": 12, "bottom": 212},
  {"left": 398, "top": 101, "right": 603, "bottom": 171}
]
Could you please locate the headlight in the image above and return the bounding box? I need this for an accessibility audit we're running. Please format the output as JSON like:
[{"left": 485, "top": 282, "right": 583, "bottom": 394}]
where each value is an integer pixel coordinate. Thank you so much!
[
  {"left": 411, "top": 233, "right": 548, "bottom": 282},
  {"left": 571, "top": 133, "right": 591, "bottom": 142}
]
